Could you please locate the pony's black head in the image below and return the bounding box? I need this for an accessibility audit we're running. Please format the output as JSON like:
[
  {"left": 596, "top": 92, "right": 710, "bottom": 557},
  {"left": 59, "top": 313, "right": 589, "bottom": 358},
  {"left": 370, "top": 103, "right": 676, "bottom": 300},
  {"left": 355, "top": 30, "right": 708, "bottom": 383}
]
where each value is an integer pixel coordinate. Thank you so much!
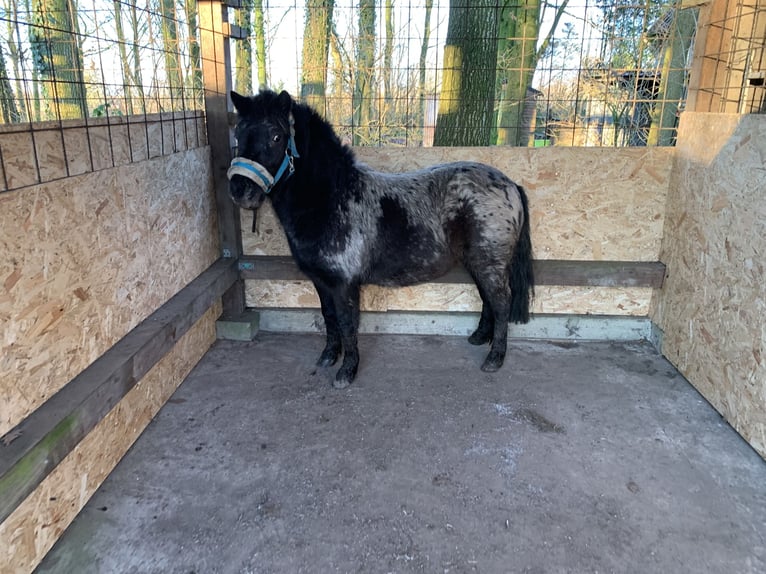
[{"left": 228, "top": 89, "right": 296, "bottom": 210}]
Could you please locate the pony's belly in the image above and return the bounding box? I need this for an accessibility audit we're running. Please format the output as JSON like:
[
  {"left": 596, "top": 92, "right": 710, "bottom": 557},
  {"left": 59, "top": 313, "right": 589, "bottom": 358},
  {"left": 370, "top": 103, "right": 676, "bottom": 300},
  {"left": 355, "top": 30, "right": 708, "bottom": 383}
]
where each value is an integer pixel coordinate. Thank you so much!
[{"left": 367, "top": 255, "right": 455, "bottom": 287}]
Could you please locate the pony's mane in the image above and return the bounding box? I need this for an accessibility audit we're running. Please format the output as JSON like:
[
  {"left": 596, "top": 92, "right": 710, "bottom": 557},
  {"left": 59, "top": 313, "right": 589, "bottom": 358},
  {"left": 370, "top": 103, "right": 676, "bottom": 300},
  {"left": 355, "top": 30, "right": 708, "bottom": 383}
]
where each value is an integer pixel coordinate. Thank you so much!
[
  {"left": 278, "top": 93, "right": 359, "bottom": 201},
  {"left": 290, "top": 97, "right": 356, "bottom": 174}
]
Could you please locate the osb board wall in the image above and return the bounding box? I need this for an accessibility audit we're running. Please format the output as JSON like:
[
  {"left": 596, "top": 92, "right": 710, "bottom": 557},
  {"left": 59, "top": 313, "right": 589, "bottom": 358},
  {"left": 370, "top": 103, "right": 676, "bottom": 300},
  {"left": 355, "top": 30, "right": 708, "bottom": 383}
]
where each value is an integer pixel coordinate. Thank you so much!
[
  {"left": 242, "top": 146, "right": 671, "bottom": 315},
  {"left": 245, "top": 281, "right": 654, "bottom": 317},
  {"left": 0, "top": 112, "right": 207, "bottom": 192},
  {"left": 0, "top": 147, "right": 219, "bottom": 437},
  {"left": 652, "top": 112, "right": 766, "bottom": 458},
  {"left": 0, "top": 302, "right": 220, "bottom": 574}
]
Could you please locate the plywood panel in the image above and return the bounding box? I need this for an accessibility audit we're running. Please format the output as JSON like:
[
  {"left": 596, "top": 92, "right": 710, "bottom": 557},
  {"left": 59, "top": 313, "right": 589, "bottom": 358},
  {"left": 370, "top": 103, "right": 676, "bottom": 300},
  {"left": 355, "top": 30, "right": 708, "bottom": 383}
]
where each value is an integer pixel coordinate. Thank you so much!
[
  {"left": 146, "top": 121, "right": 163, "bottom": 158},
  {"left": 653, "top": 112, "right": 766, "bottom": 458},
  {"left": 88, "top": 126, "right": 113, "bottom": 172},
  {"left": 0, "top": 150, "right": 6, "bottom": 191},
  {"left": 186, "top": 116, "right": 200, "bottom": 149},
  {"left": 0, "top": 131, "right": 38, "bottom": 189},
  {"left": 127, "top": 120, "right": 149, "bottom": 163},
  {"left": 162, "top": 117, "right": 176, "bottom": 155},
  {"left": 239, "top": 146, "right": 669, "bottom": 319},
  {"left": 0, "top": 147, "right": 219, "bottom": 437},
  {"left": 174, "top": 117, "right": 188, "bottom": 152},
  {"left": 109, "top": 123, "right": 132, "bottom": 167},
  {"left": 241, "top": 146, "right": 672, "bottom": 262},
  {"left": 0, "top": 302, "right": 219, "bottom": 574},
  {"left": 33, "top": 130, "right": 67, "bottom": 183},
  {"left": 62, "top": 127, "right": 93, "bottom": 177},
  {"left": 245, "top": 280, "right": 652, "bottom": 317}
]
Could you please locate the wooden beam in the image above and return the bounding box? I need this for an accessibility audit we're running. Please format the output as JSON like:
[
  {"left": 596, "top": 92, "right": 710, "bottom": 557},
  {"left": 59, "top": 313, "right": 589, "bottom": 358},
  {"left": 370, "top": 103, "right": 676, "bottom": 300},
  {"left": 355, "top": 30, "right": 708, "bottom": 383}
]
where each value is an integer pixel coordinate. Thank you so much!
[
  {"left": 238, "top": 255, "right": 666, "bottom": 289},
  {"left": 199, "top": 0, "right": 245, "bottom": 316},
  {"left": 0, "top": 258, "right": 238, "bottom": 523}
]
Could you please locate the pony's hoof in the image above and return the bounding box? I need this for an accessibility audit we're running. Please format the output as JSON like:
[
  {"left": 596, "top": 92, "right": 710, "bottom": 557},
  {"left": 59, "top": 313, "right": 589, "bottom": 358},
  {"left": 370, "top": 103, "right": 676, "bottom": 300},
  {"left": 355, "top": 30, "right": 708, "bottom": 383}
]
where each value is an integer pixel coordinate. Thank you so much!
[
  {"left": 333, "top": 362, "right": 358, "bottom": 389},
  {"left": 481, "top": 355, "right": 504, "bottom": 372},
  {"left": 332, "top": 376, "right": 351, "bottom": 389},
  {"left": 468, "top": 331, "right": 491, "bottom": 346},
  {"left": 316, "top": 349, "right": 340, "bottom": 367}
]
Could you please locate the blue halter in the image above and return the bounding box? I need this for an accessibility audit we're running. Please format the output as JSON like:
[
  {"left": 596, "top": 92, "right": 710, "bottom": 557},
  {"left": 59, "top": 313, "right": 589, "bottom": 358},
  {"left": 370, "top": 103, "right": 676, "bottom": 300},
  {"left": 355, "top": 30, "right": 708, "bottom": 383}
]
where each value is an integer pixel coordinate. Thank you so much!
[
  {"left": 227, "top": 116, "right": 300, "bottom": 194},
  {"left": 269, "top": 131, "right": 300, "bottom": 191}
]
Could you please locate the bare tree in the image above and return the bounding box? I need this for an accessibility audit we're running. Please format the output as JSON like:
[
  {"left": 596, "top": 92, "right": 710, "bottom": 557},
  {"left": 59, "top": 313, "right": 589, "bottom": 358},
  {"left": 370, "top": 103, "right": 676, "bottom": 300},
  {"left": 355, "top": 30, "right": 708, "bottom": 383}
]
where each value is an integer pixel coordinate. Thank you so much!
[
  {"left": 185, "top": 0, "right": 203, "bottom": 100},
  {"left": 353, "top": 0, "right": 376, "bottom": 144},
  {"left": 30, "top": 0, "right": 88, "bottom": 119},
  {"left": 301, "top": 0, "right": 335, "bottom": 113},
  {"left": 433, "top": 0, "right": 500, "bottom": 146},
  {"left": 496, "top": 0, "right": 570, "bottom": 146},
  {"left": 253, "top": 0, "right": 267, "bottom": 87},
  {"left": 0, "top": 46, "right": 21, "bottom": 122},
  {"left": 235, "top": 0, "right": 253, "bottom": 94},
  {"left": 158, "top": 0, "right": 184, "bottom": 109}
]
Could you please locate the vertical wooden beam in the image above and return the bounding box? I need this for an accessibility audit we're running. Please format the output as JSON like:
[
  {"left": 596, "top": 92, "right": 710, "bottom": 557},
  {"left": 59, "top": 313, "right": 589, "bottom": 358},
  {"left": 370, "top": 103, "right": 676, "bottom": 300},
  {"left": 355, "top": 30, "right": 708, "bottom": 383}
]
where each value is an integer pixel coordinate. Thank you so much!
[
  {"left": 199, "top": 0, "right": 245, "bottom": 315},
  {"left": 684, "top": 0, "right": 713, "bottom": 112}
]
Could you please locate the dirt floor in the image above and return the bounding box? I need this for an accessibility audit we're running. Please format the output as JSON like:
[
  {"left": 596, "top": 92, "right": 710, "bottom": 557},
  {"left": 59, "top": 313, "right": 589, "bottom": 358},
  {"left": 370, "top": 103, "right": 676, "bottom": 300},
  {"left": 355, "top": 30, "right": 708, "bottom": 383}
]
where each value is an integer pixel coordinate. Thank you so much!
[{"left": 37, "top": 334, "right": 766, "bottom": 573}]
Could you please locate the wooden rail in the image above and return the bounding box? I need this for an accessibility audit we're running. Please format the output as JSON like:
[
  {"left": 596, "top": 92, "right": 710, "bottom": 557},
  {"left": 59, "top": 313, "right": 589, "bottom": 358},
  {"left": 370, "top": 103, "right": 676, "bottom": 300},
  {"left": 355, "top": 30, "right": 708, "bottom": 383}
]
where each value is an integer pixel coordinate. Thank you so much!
[
  {"left": 0, "top": 258, "right": 238, "bottom": 523},
  {"left": 238, "top": 255, "right": 666, "bottom": 289}
]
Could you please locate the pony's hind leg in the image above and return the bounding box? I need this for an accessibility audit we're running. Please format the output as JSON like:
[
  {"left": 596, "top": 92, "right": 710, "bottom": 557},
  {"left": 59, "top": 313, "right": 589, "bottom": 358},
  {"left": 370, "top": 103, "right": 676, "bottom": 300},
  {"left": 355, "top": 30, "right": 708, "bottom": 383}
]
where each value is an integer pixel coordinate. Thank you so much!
[
  {"left": 468, "top": 281, "right": 494, "bottom": 346},
  {"left": 470, "top": 267, "right": 512, "bottom": 372},
  {"left": 483, "top": 297, "right": 511, "bottom": 372},
  {"left": 314, "top": 282, "right": 342, "bottom": 367}
]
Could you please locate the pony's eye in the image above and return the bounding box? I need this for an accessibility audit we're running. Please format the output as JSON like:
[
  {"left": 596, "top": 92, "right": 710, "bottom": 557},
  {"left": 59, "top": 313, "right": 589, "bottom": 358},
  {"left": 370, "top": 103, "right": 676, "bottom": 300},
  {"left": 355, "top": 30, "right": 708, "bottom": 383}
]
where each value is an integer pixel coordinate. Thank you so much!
[{"left": 272, "top": 134, "right": 282, "bottom": 143}]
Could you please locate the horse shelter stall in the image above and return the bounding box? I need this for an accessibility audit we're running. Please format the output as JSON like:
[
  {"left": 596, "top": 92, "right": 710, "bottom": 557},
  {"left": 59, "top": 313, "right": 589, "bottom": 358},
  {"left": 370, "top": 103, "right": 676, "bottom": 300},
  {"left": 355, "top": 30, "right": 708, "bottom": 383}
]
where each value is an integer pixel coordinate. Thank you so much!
[{"left": 1, "top": 0, "right": 765, "bottom": 571}]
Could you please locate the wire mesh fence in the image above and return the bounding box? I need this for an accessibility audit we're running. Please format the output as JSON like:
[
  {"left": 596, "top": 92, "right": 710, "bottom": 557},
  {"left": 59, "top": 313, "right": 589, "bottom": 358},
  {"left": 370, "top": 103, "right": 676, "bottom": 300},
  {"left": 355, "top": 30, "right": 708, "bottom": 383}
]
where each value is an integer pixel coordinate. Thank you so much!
[
  {"left": 0, "top": 0, "right": 205, "bottom": 192},
  {"left": 1, "top": 0, "right": 203, "bottom": 122},
  {"left": 695, "top": 0, "right": 765, "bottom": 114},
  {"left": 0, "top": 0, "right": 763, "bottom": 191},
  {"left": 228, "top": 0, "right": 714, "bottom": 147}
]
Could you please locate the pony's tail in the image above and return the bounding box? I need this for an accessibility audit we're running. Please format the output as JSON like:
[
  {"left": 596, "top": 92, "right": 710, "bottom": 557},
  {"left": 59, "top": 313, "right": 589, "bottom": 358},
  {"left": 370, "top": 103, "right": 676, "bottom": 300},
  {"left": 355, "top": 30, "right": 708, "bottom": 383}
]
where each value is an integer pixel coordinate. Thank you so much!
[{"left": 509, "top": 184, "right": 534, "bottom": 324}]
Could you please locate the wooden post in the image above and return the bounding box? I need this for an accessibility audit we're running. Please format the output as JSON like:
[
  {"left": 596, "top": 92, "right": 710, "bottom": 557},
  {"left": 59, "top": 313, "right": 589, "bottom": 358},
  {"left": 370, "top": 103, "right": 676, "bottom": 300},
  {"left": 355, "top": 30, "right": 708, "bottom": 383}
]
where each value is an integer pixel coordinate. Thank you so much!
[{"left": 199, "top": 0, "right": 245, "bottom": 317}]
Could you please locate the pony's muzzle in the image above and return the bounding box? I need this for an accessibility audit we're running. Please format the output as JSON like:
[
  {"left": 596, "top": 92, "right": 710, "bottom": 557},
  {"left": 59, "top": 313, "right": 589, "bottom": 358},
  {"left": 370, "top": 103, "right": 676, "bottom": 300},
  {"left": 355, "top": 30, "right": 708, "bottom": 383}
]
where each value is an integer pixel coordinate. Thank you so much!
[{"left": 227, "top": 157, "right": 272, "bottom": 209}]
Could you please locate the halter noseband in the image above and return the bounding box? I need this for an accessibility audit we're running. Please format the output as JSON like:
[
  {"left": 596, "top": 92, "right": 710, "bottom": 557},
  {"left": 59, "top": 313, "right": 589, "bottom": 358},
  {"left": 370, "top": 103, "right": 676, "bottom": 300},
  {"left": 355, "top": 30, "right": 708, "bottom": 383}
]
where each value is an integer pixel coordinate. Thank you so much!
[{"left": 227, "top": 114, "right": 300, "bottom": 194}]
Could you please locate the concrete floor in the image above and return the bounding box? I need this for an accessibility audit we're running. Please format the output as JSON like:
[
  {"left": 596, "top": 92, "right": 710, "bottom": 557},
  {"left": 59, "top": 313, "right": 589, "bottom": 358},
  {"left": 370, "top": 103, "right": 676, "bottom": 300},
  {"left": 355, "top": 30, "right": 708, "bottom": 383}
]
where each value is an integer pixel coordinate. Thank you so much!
[{"left": 38, "top": 334, "right": 766, "bottom": 574}]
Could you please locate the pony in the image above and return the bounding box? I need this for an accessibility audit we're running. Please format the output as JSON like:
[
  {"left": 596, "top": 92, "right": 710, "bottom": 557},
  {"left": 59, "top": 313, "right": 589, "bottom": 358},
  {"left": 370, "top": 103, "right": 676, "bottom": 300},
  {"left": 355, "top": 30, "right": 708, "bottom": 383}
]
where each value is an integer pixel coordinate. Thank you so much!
[{"left": 228, "top": 89, "right": 534, "bottom": 388}]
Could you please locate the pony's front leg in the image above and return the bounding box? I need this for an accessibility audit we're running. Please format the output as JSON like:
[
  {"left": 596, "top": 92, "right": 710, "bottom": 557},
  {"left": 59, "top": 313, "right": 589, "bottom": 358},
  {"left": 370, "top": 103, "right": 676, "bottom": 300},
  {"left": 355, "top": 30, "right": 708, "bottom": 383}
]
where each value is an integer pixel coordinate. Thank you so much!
[
  {"left": 314, "top": 282, "right": 342, "bottom": 367},
  {"left": 331, "top": 283, "right": 361, "bottom": 389}
]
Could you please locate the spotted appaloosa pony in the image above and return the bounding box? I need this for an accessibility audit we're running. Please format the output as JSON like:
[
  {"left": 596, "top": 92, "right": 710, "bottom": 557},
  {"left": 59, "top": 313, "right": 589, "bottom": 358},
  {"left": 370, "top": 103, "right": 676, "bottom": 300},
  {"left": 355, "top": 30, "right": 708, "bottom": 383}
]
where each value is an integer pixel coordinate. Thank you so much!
[{"left": 228, "top": 89, "right": 534, "bottom": 388}]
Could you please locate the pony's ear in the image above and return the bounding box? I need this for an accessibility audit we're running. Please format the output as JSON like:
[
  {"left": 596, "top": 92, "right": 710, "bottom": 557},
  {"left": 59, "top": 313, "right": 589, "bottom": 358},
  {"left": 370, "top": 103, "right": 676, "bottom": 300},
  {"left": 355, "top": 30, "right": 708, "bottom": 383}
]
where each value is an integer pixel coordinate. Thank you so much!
[
  {"left": 230, "top": 91, "right": 250, "bottom": 114},
  {"left": 277, "top": 90, "right": 293, "bottom": 113}
]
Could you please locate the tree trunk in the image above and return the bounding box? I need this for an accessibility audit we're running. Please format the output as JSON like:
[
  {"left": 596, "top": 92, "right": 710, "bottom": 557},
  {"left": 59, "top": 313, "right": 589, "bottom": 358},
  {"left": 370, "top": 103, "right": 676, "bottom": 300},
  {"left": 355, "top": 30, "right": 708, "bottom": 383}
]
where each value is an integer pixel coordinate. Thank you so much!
[
  {"left": 113, "top": 0, "right": 135, "bottom": 114},
  {"left": 383, "top": 0, "right": 394, "bottom": 121},
  {"left": 235, "top": 0, "right": 253, "bottom": 94},
  {"left": 185, "top": 0, "right": 203, "bottom": 101},
  {"left": 495, "top": 0, "right": 541, "bottom": 146},
  {"left": 159, "top": 0, "right": 184, "bottom": 110},
  {"left": 130, "top": 1, "right": 145, "bottom": 113},
  {"left": 301, "top": 0, "right": 335, "bottom": 113},
  {"left": 647, "top": 8, "right": 696, "bottom": 146},
  {"left": 253, "top": 0, "right": 267, "bottom": 88},
  {"left": 433, "top": 0, "right": 500, "bottom": 146},
  {"left": 329, "top": 25, "right": 349, "bottom": 120},
  {"left": 495, "top": 0, "right": 569, "bottom": 145},
  {"left": 30, "top": 0, "right": 88, "bottom": 120},
  {"left": 0, "top": 46, "right": 20, "bottom": 123},
  {"left": 5, "top": 0, "right": 27, "bottom": 121},
  {"left": 417, "top": 0, "right": 433, "bottom": 144},
  {"left": 353, "top": 0, "right": 376, "bottom": 144}
]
